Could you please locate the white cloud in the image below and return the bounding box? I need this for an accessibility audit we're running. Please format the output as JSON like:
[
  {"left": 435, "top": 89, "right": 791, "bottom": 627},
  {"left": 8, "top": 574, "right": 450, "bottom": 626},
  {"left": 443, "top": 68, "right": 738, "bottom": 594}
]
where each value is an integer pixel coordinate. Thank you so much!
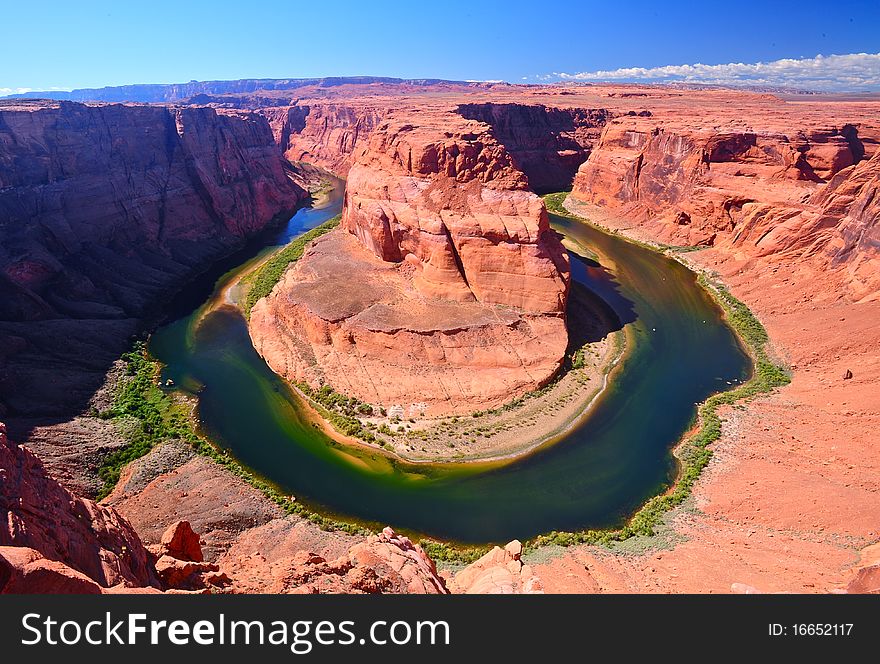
[
  {"left": 0, "top": 86, "right": 71, "bottom": 96},
  {"left": 549, "top": 53, "right": 880, "bottom": 92}
]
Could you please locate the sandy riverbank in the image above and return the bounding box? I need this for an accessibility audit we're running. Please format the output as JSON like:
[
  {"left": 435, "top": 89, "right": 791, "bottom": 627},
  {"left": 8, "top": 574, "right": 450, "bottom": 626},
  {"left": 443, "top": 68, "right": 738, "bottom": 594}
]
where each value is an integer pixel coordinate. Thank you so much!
[
  {"left": 522, "top": 197, "right": 880, "bottom": 593},
  {"left": 241, "top": 239, "right": 626, "bottom": 466}
]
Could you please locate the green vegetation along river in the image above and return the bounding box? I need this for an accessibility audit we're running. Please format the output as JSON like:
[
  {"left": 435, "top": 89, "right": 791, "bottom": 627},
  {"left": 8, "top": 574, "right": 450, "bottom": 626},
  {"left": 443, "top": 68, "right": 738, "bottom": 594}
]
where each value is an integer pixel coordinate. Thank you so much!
[{"left": 149, "top": 182, "right": 751, "bottom": 544}]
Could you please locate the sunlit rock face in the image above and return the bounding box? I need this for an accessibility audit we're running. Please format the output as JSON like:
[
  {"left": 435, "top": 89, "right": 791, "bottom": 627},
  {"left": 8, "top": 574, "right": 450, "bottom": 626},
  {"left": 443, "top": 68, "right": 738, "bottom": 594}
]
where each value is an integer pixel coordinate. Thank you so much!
[
  {"left": 571, "top": 115, "right": 880, "bottom": 301},
  {"left": 250, "top": 109, "right": 571, "bottom": 415}
]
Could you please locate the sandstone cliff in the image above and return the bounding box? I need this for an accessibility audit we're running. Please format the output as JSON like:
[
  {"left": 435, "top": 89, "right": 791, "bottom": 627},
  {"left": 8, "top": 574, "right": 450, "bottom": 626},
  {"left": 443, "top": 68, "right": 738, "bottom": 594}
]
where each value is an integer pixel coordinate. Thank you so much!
[
  {"left": 263, "top": 103, "right": 387, "bottom": 176},
  {"left": 0, "top": 100, "right": 308, "bottom": 417},
  {"left": 571, "top": 115, "right": 880, "bottom": 300},
  {"left": 457, "top": 103, "right": 609, "bottom": 192},
  {"left": 0, "top": 421, "right": 160, "bottom": 590},
  {"left": 250, "top": 109, "right": 571, "bottom": 415}
]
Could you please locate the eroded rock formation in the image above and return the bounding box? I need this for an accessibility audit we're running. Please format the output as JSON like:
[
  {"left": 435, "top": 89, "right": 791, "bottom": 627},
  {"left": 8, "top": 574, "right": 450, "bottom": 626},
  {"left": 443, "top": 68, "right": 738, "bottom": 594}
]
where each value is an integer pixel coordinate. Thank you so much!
[
  {"left": 0, "top": 100, "right": 308, "bottom": 417},
  {"left": 447, "top": 539, "right": 543, "bottom": 594},
  {"left": 570, "top": 114, "right": 880, "bottom": 300},
  {"left": 250, "top": 109, "right": 571, "bottom": 415},
  {"left": 223, "top": 527, "right": 449, "bottom": 594},
  {"left": 0, "top": 421, "right": 160, "bottom": 590}
]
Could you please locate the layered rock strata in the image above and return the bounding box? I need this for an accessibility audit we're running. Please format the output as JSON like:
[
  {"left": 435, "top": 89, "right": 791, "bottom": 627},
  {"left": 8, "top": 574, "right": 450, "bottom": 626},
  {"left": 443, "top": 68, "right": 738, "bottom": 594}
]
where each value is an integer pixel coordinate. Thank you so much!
[
  {"left": 263, "top": 103, "right": 387, "bottom": 176},
  {"left": 0, "top": 421, "right": 160, "bottom": 589},
  {"left": 457, "top": 103, "right": 609, "bottom": 192},
  {"left": 0, "top": 100, "right": 308, "bottom": 417},
  {"left": 250, "top": 112, "right": 570, "bottom": 415},
  {"left": 571, "top": 115, "right": 880, "bottom": 300}
]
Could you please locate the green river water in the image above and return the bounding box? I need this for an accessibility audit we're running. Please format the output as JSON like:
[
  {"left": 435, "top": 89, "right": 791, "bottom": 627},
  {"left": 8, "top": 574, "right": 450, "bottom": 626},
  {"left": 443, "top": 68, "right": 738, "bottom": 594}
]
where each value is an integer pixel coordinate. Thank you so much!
[{"left": 149, "top": 182, "right": 750, "bottom": 544}]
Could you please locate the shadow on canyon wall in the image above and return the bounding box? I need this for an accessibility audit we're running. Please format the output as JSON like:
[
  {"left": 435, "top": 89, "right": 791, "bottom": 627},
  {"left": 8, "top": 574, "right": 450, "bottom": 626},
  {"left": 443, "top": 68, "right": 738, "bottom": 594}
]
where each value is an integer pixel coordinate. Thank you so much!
[
  {"left": 456, "top": 103, "right": 610, "bottom": 194},
  {"left": 0, "top": 101, "right": 308, "bottom": 459}
]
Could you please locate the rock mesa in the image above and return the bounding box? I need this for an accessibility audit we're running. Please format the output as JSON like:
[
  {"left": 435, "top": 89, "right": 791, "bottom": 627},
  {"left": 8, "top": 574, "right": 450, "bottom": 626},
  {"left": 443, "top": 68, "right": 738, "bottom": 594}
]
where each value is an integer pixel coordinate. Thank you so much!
[{"left": 251, "top": 110, "right": 570, "bottom": 415}]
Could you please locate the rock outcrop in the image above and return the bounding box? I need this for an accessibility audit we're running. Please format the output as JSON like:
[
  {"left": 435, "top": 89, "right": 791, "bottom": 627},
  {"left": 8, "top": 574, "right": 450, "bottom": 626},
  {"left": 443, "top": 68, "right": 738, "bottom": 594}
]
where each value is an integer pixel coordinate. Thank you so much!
[
  {"left": 846, "top": 544, "right": 880, "bottom": 594},
  {"left": 152, "top": 521, "right": 230, "bottom": 591},
  {"left": 158, "top": 520, "right": 204, "bottom": 562},
  {"left": 216, "top": 523, "right": 449, "bottom": 594},
  {"left": 448, "top": 540, "right": 544, "bottom": 594},
  {"left": 256, "top": 527, "right": 448, "bottom": 595},
  {"left": 0, "top": 546, "right": 104, "bottom": 594},
  {"left": 250, "top": 110, "right": 570, "bottom": 415},
  {"left": 571, "top": 115, "right": 880, "bottom": 300},
  {"left": 811, "top": 149, "right": 880, "bottom": 298},
  {"left": 340, "top": 115, "right": 570, "bottom": 312},
  {"left": 104, "top": 441, "right": 289, "bottom": 562},
  {"left": 0, "top": 421, "right": 160, "bottom": 590},
  {"left": 0, "top": 100, "right": 308, "bottom": 417}
]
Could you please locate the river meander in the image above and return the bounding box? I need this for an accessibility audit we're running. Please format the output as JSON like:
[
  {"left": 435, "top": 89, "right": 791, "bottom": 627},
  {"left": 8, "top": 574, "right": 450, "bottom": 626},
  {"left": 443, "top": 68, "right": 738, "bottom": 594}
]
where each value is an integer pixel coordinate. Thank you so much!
[{"left": 149, "top": 181, "right": 750, "bottom": 544}]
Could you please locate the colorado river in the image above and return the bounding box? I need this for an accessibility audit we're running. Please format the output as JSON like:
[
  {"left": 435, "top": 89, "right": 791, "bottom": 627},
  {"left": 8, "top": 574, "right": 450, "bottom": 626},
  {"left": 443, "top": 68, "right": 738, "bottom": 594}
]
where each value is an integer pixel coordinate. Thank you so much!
[{"left": 149, "top": 181, "right": 750, "bottom": 544}]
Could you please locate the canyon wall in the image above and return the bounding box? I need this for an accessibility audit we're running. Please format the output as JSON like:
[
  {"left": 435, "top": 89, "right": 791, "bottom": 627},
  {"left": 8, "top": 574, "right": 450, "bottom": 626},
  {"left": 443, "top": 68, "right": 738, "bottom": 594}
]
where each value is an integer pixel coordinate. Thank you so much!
[
  {"left": 571, "top": 115, "right": 880, "bottom": 300},
  {"left": 0, "top": 100, "right": 308, "bottom": 417},
  {"left": 457, "top": 103, "right": 609, "bottom": 192},
  {"left": 263, "top": 100, "right": 611, "bottom": 191},
  {"left": 250, "top": 108, "right": 571, "bottom": 415},
  {"left": 4, "top": 82, "right": 878, "bottom": 594},
  {"left": 263, "top": 103, "right": 387, "bottom": 176}
]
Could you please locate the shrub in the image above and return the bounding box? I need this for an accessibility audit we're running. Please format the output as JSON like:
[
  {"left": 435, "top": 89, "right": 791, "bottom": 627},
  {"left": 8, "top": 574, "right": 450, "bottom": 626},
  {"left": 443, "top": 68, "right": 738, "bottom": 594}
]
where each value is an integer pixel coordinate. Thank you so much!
[
  {"left": 95, "top": 341, "right": 371, "bottom": 536},
  {"left": 522, "top": 192, "right": 792, "bottom": 553},
  {"left": 243, "top": 215, "right": 341, "bottom": 317}
]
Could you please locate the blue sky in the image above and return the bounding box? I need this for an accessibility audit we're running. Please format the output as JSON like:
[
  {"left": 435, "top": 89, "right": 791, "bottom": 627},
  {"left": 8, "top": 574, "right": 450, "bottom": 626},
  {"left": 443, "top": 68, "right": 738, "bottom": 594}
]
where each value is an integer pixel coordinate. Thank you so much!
[{"left": 2, "top": 0, "right": 879, "bottom": 93}]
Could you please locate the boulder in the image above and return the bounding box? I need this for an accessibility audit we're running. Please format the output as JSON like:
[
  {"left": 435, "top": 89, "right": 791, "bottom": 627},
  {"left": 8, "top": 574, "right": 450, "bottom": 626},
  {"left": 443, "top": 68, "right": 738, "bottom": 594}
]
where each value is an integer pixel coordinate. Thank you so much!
[
  {"left": 154, "top": 555, "right": 224, "bottom": 591},
  {"left": 450, "top": 540, "right": 543, "bottom": 594},
  {"left": 0, "top": 546, "right": 102, "bottom": 594},
  {"left": 159, "top": 521, "right": 203, "bottom": 562}
]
